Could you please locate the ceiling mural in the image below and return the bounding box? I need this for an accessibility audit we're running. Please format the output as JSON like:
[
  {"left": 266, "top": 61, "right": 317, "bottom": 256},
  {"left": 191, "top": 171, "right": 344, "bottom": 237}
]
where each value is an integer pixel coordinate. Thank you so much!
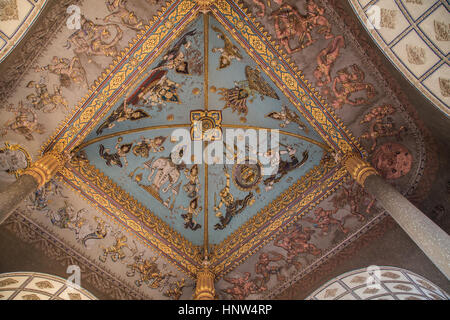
[
  {"left": 349, "top": 0, "right": 449, "bottom": 117},
  {"left": 0, "top": 0, "right": 440, "bottom": 300},
  {"left": 0, "top": 0, "right": 49, "bottom": 63}
]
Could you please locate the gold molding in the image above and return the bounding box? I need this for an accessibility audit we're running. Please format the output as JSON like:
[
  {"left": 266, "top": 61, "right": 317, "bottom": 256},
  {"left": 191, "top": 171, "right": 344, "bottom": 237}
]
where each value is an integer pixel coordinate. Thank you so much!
[
  {"left": 342, "top": 153, "right": 379, "bottom": 186},
  {"left": 193, "top": 259, "right": 215, "bottom": 299},
  {"left": 23, "top": 151, "right": 67, "bottom": 188}
]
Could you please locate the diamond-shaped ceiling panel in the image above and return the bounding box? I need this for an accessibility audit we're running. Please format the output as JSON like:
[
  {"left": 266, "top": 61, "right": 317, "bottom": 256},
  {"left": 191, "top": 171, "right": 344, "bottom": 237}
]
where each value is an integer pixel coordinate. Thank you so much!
[{"left": 43, "top": 0, "right": 362, "bottom": 278}]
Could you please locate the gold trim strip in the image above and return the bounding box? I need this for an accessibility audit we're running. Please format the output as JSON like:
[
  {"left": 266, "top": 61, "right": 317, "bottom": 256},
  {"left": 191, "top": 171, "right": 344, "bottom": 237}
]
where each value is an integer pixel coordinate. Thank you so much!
[{"left": 203, "top": 13, "right": 210, "bottom": 258}]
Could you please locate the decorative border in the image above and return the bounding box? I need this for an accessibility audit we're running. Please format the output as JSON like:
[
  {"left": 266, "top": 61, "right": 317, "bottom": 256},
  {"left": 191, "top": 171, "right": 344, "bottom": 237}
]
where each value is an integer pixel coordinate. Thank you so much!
[{"left": 41, "top": 0, "right": 364, "bottom": 278}]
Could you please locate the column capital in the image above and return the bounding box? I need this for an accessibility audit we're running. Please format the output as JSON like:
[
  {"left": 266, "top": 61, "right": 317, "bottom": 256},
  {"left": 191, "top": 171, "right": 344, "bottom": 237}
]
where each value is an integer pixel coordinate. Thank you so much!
[
  {"left": 193, "top": 259, "right": 216, "bottom": 300},
  {"left": 341, "top": 153, "right": 379, "bottom": 186},
  {"left": 22, "top": 151, "right": 68, "bottom": 188}
]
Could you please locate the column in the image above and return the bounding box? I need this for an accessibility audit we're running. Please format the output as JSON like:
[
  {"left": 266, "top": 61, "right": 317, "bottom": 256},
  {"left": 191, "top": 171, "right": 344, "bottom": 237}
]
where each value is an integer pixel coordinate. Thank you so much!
[
  {"left": 0, "top": 151, "right": 67, "bottom": 224},
  {"left": 342, "top": 153, "right": 450, "bottom": 279},
  {"left": 194, "top": 259, "right": 216, "bottom": 300}
]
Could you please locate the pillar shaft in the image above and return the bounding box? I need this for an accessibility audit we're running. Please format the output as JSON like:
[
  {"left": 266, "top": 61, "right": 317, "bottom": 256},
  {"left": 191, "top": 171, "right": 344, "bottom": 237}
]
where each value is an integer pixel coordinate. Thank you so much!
[
  {"left": 0, "top": 151, "right": 66, "bottom": 225},
  {"left": 364, "top": 174, "right": 450, "bottom": 278},
  {"left": 342, "top": 153, "right": 450, "bottom": 279},
  {"left": 0, "top": 174, "right": 38, "bottom": 224}
]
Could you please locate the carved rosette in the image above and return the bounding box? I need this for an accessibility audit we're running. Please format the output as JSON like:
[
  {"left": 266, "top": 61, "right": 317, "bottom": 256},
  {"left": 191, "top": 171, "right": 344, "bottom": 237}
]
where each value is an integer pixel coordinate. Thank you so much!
[
  {"left": 22, "top": 151, "right": 67, "bottom": 188},
  {"left": 342, "top": 153, "right": 379, "bottom": 186},
  {"left": 193, "top": 259, "right": 216, "bottom": 300}
]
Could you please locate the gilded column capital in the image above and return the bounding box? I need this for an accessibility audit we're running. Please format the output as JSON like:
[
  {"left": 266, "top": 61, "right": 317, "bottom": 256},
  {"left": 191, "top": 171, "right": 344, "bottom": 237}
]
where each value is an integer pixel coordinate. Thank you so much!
[
  {"left": 341, "top": 153, "right": 379, "bottom": 186},
  {"left": 193, "top": 259, "right": 216, "bottom": 300},
  {"left": 22, "top": 151, "right": 68, "bottom": 188}
]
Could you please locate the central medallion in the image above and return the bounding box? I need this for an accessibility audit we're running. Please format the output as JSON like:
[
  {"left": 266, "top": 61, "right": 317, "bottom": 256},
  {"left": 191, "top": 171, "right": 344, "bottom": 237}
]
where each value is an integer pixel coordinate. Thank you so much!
[{"left": 190, "top": 110, "right": 222, "bottom": 141}]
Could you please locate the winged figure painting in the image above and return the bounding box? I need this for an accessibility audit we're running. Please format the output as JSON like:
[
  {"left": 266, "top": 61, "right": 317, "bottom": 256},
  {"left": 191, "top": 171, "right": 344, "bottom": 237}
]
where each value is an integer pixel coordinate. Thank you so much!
[{"left": 218, "top": 66, "right": 279, "bottom": 116}]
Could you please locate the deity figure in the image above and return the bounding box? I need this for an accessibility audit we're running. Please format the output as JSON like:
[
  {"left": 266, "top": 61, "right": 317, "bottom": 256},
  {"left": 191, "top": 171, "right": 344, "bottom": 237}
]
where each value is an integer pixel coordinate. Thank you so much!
[
  {"left": 82, "top": 217, "right": 109, "bottom": 247},
  {"left": 218, "top": 66, "right": 279, "bottom": 116},
  {"left": 254, "top": 252, "right": 285, "bottom": 291},
  {"left": 164, "top": 278, "right": 185, "bottom": 300},
  {"left": 183, "top": 164, "right": 200, "bottom": 198},
  {"left": 269, "top": 1, "right": 333, "bottom": 54},
  {"left": 26, "top": 81, "right": 69, "bottom": 113},
  {"left": 360, "top": 104, "right": 407, "bottom": 152},
  {"left": 99, "top": 137, "right": 132, "bottom": 168},
  {"left": 266, "top": 105, "right": 309, "bottom": 132},
  {"left": 96, "top": 100, "right": 150, "bottom": 135},
  {"left": 331, "top": 64, "right": 377, "bottom": 109},
  {"left": 223, "top": 272, "right": 261, "bottom": 300},
  {"left": 36, "top": 56, "right": 88, "bottom": 88},
  {"left": 27, "top": 180, "right": 65, "bottom": 213},
  {"left": 274, "top": 225, "right": 321, "bottom": 271},
  {"left": 50, "top": 201, "right": 87, "bottom": 239},
  {"left": 314, "top": 35, "right": 345, "bottom": 87},
  {"left": 270, "top": 3, "right": 313, "bottom": 53},
  {"left": 179, "top": 197, "right": 202, "bottom": 231},
  {"left": 99, "top": 233, "right": 134, "bottom": 262},
  {"left": 214, "top": 168, "right": 254, "bottom": 230},
  {"left": 305, "top": 206, "right": 348, "bottom": 235},
  {"left": 132, "top": 136, "right": 166, "bottom": 158},
  {"left": 331, "top": 181, "right": 376, "bottom": 221},
  {"left": 1, "top": 102, "right": 45, "bottom": 140},
  {"left": 65, "top": 15, "right": 123, "bottom": 59},
  {"left": 304, "top": 0, "right": 333, "bottom": 40},
  {"left": 104, "top": 0, "right": 144, "bottom": 31},
  {"left": 211, "top": 25, "right": 242, "bottom": 69},
  {"left": 127, "top": 254, "right": 174, "bottom": 288},
  {"left": 262, "top": 147, "right": 309, "bottom": 191}
]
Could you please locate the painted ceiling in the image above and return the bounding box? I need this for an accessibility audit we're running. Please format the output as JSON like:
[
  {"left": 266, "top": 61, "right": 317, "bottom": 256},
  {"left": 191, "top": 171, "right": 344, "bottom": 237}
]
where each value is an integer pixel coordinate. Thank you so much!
[
  {"left": 349, "top": 0, "right": 449, "bottom": 116},
  {"left": 0, "top": 0, "right": 441, "bottom": 300},
  {"left": 0, "top": 0, "right": 49, "bottom": 63}
]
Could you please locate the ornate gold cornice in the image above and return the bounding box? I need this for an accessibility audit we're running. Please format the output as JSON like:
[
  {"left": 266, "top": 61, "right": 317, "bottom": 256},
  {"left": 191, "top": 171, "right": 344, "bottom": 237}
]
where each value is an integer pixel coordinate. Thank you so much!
[
  {"left": 193, "top": 259, "right": 216, "bottom": 300},
  {"left": 341, "top": 153, "right": 378, "bottom": 186},
  {"left": 23, "top": 151, "right": 68, "bottom": 188}
]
